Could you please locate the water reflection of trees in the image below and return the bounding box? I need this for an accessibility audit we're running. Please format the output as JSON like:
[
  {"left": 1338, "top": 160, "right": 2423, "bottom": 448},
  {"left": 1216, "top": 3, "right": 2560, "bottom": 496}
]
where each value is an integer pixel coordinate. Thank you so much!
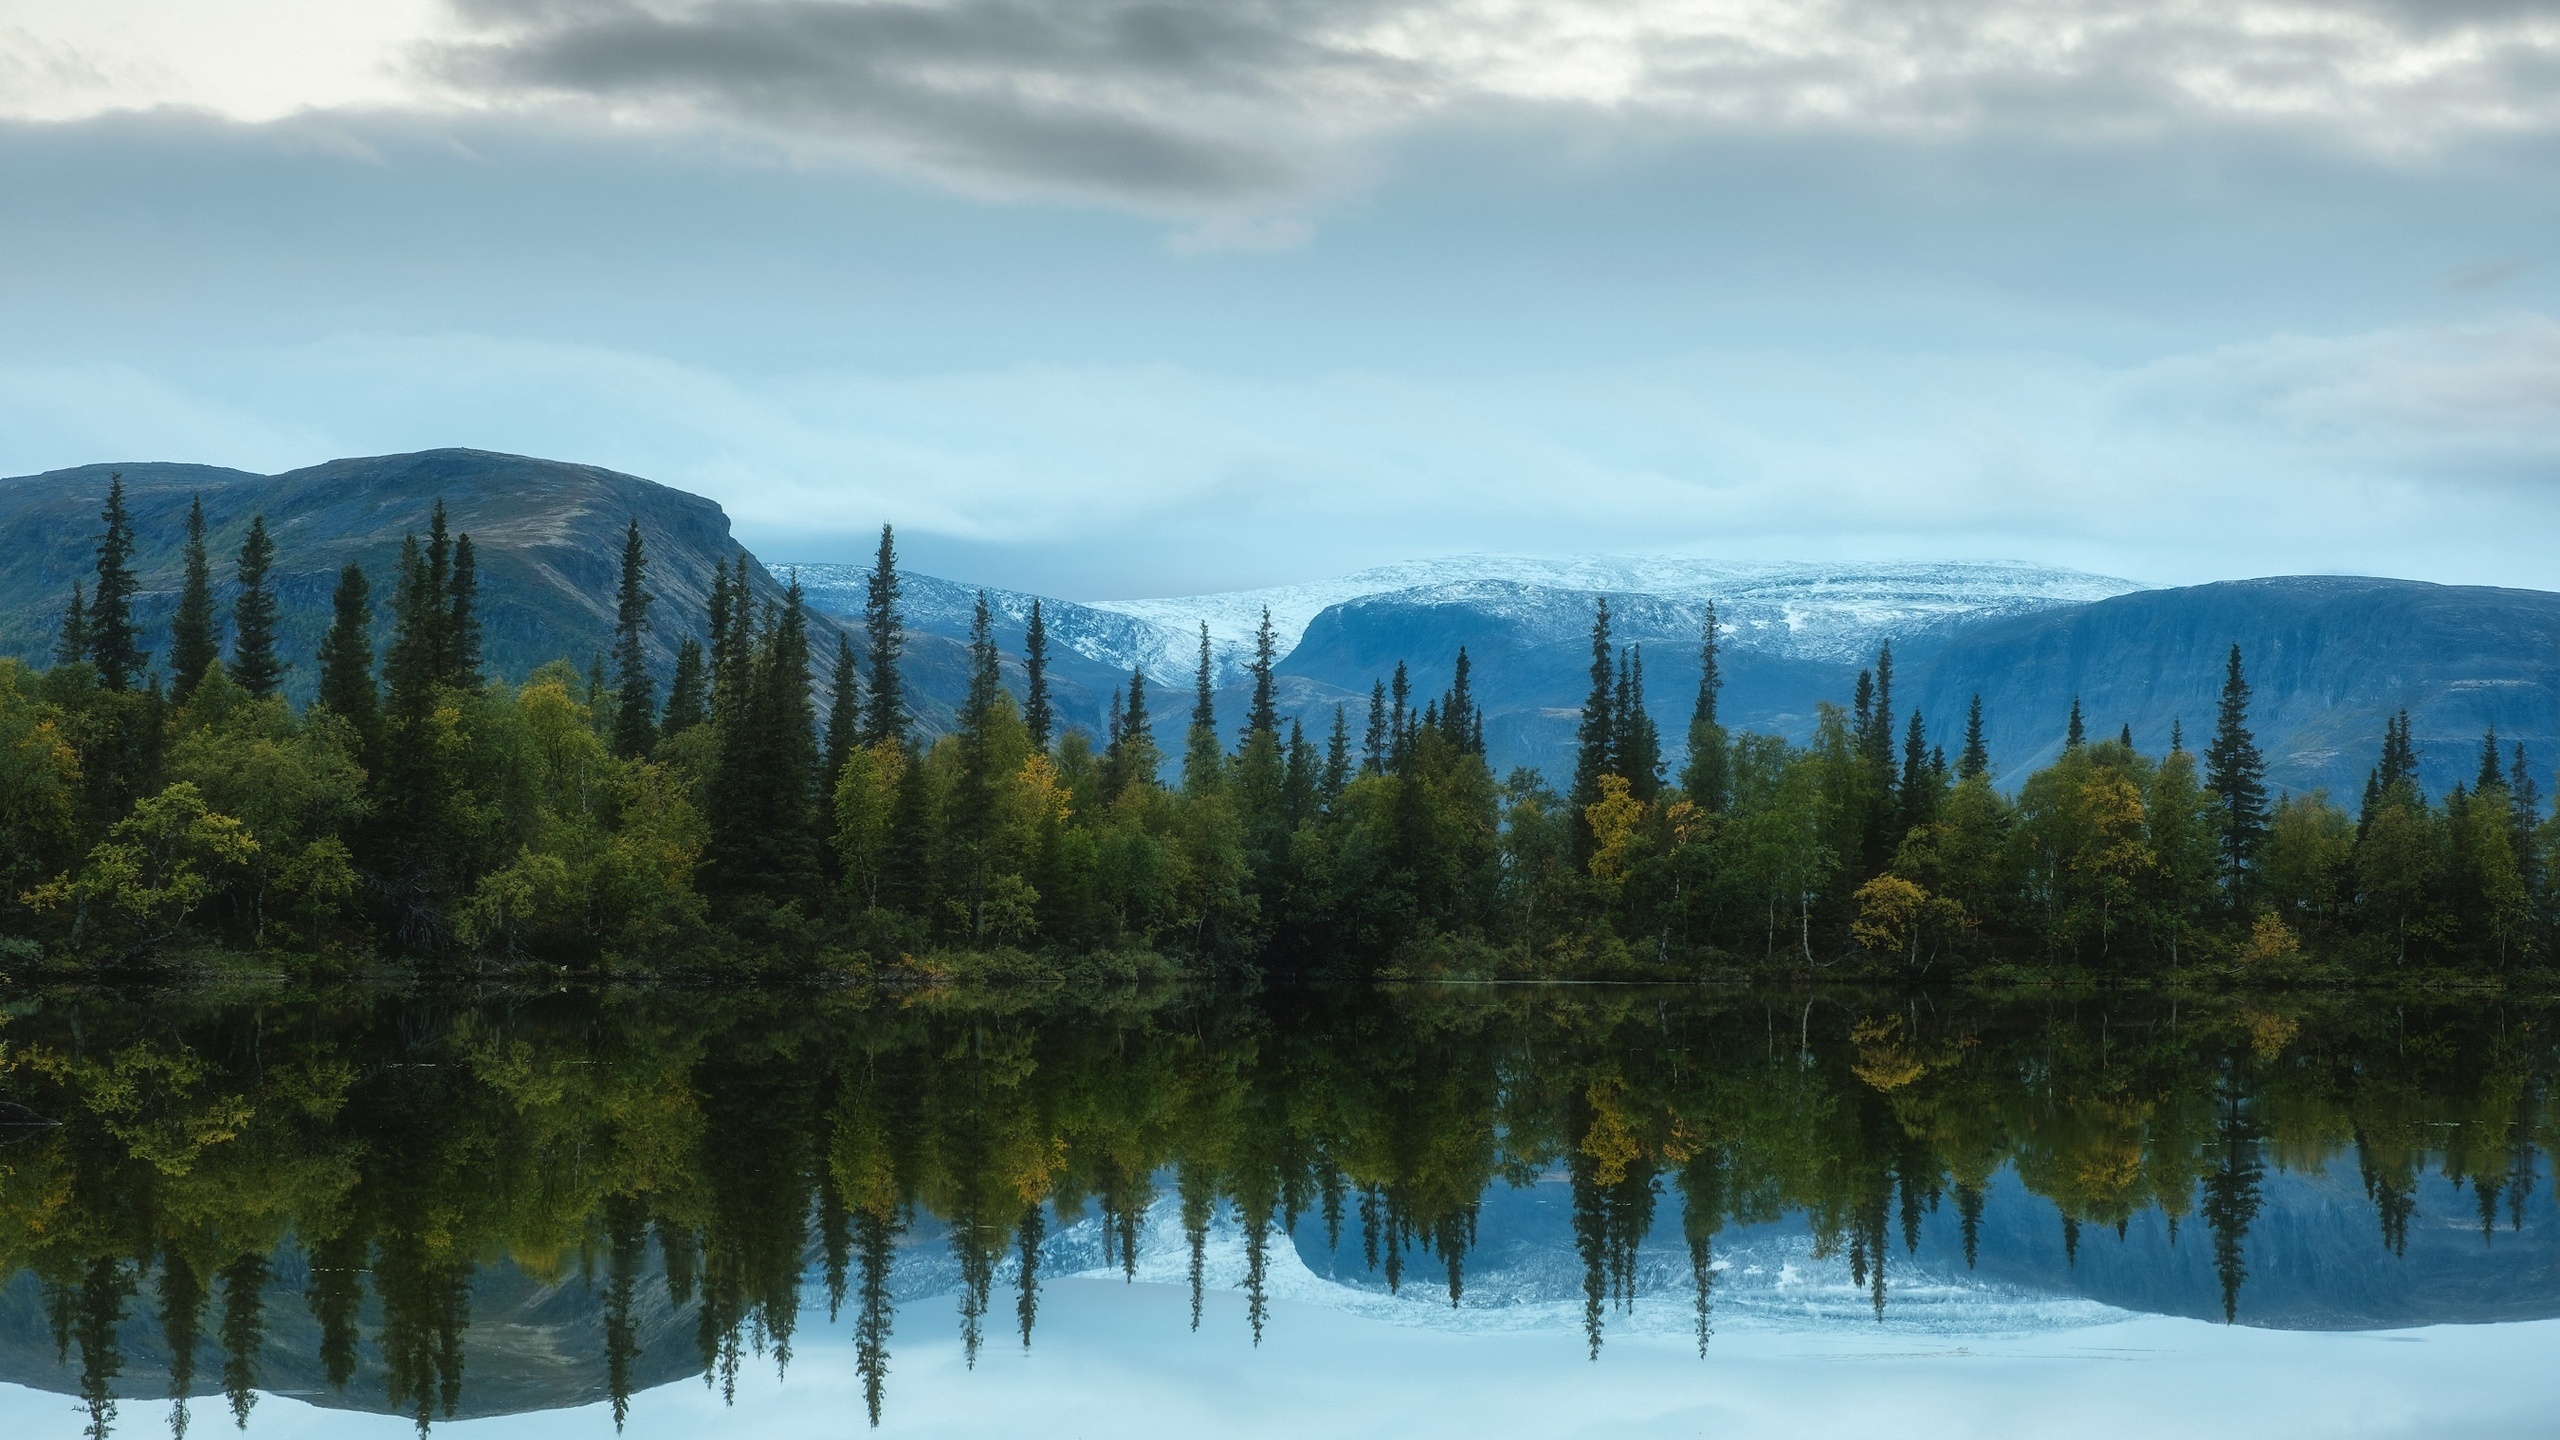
[{"left": 3, "top": 988, "right": 2553, "bottom": 1433}]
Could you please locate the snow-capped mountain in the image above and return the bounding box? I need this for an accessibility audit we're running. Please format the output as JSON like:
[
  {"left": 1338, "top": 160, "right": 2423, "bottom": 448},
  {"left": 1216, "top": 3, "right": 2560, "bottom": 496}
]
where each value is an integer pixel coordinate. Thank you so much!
[{"left": 781, "top": 555, "right": 2145, "bottom": 685}]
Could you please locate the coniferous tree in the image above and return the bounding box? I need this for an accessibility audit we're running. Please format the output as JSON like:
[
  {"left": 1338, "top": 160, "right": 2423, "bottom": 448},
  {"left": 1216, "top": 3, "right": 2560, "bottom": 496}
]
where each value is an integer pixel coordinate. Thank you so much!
[
  {"left": 314, "top": 561, "right": 380, "bottom": 755},
  {"left": 1958, "top": 694, "right": 1988, "bottom": 780},
  {"left": 2064, "top": 697, "right": 2085, "bottom": 750},
  {"left": 1613, "top": 646, "right": 1662, "bottom": 802},
  {"left": 952, "top": 591, "right": 1007, "bottom": 936},
  {"left": 860, "top": 525, "right": 906, "bottom": 747},
  {"left": 1569, "top": 599, "right": 1616, "bottom": 855},
  {"left": 2171, "top": 717, "right": 2185, "bottom": 753},
  {"left": 1323, "top": 705, "right": 1351, "bottom": 804},
  {"left": 2475, "top": 728, "right": 2504, "bottom": 795},
  {"left": 1363, "top": 681, "right": 1388, "bottom": 774},
  {"left": 1388, "top": 661, "right": 1413, "bottom": 770},
  {"left": 2118, "top": 723, "right": 2133, "bottom": 748},
  {"left": 824, "top": 632, "right": 862, "bottom": 787},
  {"left": 169, "top": 495, "right": 221, "bottom": 699},
  {"left": 706, "top": 557, "right": 738, "bottom": 697},
  {"left": 54, "top": 579, "right": 88, "bottom": 666},
  {"left": 445, "top": 533, "right": 481, "bottom": 689},
  {"left": 87, "top": 473, "right": 146, "bottom": 690},
  {"left": 1681, "top": 602, "right": 1728, "bottom": 812},
  {"left": 1283, "top": 717, "right": 1318, "bottom": 823},
  {"left": 1899, "top": 711, "right": 1935, "bottom": 833},
  {"left": 230, "top": 515, "right": 282, "bottom": 698},
  {"left": 610, "top": 519, "right": 656, "bottom": 758},
  {"left": 710, "top": 578, "right": 822, "bottom": 906},
  {"left": 1106, "top": 670, "right": 1160, "bottom": 795},
  {"left": 1185, "top": 623, "right": 1223, "bottom": 792},
  {"left": 2205, "top": 644, "right": 2270, "bottom": 906},
  {"left": 1024, "top": 598, "right": 1054, "bottom": 751},
  {"left": 662, "top": 638, "right": 708, "bottom": 737},
  {"left": 1245, "top": 607, "right": 1279, "bottom": 741}
]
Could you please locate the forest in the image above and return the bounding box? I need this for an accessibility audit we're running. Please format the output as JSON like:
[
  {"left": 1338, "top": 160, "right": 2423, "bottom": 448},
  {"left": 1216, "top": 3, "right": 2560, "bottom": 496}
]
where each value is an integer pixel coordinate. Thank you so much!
[
  {"left": 3, "top": 985, "right": 2547, "bottom": 1433},
  {"left": 0, "top": 478, "right": 2550, "bottom": 982}
]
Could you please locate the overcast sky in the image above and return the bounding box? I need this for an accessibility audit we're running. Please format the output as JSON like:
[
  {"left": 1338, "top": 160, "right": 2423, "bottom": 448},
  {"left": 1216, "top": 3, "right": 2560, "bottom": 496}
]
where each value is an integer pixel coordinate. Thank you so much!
[{"left": 4, "top": 0, "right": 2558, "bottom": 597}]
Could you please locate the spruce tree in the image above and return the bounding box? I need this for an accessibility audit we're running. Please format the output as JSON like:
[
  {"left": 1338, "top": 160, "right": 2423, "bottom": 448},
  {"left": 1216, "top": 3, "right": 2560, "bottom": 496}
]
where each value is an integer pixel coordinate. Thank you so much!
[
  {"left": 1613, "top": 646, "right": 1662, "bottom": 802},
  {"left": 1900, "top": 711, "right": 1934, "bottom": 833},
  {"left": 2475, "top": 728, "right": 2504, "bottom": 795},
  {"left": 824, "top": 632, "right": 862, "bottom": 786},
  {"left": 951, "top": 592, "right": 1007, "bottom": 934},
  {"left": 1283, "top": 717, "right": 1317, "bottom": 824},
  {"left": 169, "top": 495, "right": 220, "bottom": 699},
  {"left": 1388, "top": 661, "right": 1412, "bottom": 770},
  {"left": 2171, "top": 717, "right": 2184, "bottom": 753},
  {"left": 706, "top": 557, "right": 737, "bottom": 697},
  {"left": 1569, "top": 599, "right": 1616, "bottom": 854},
  {"left": 859, "top": 525, "right": 906, "bottom": 747},
  {"left": 314, "top": 561, "right": 380, "bottom": 755},
  {"left": 2204, "top": 643, "right": 2269, "bottom": 906},
  {"left": 1185, "top": 623, "right": 1222, "bottom": 792},
  {"left": 2118, "top": 722, "right": 2133, "bottom": 749},
  {"left": 1323, "top": 705, "right": 1351, "bottom": 805},
  {"left": 446, "top": 533, "right": 482, "bottom": 689},
  {"left": 229, "top": 515, "right": 282, "bottom": 698},
  {"left": 53, "top": 580, "right": 88, "bottom": 667},
  {"left": 1958, "top": 694, "right": 1988, "bottom": 780},
  {"left": 662, "top": 638, "right": 708, "bottom": 737},
  {"left": 1024, "top": 598, "right": 1054, "bottom": 751},
  {"left": 610, "top": 519, "right": 656, "bottom": 758},
  {"left": 86, "top": 473, "right": 146, "bottom": 690},
  {"left": 1245, "top": 607, "right": 1279, "bottom": 741},
  {"left": 1115, "top": 669, "right": 1160, "bottom": 793},
  {"left": 2064, "top": 696, "right": 2085, "bottom": 750},
  {"left": 1681, "top": 602, "right": 1728, "bottom": 812},
  {"left": 1363, "top": 680, "right": 1388, "bottom": 774}
]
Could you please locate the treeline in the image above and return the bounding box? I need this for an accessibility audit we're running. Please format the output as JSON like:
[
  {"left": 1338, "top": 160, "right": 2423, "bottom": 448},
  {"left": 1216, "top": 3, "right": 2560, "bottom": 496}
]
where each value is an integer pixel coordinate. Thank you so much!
[
  {"left": 4, "top": 987, "right": 2544, "bottom": 1432},
  {"left": 3, "top": 478, "right": 2553, "bottom": 977}
]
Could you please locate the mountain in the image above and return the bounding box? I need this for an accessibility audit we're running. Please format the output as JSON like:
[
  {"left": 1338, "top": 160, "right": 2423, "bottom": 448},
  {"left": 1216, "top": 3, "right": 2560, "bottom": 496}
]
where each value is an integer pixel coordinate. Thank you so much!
[
  {"left": 1901, "top": 577, "right": 2560, "bottom": 801},
  {"left": 0, "top": 449, "right": 868, "bottom": 705}
]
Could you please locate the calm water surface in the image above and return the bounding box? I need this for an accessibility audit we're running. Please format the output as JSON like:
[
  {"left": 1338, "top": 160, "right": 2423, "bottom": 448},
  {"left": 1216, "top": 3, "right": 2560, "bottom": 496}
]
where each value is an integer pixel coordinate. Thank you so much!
[{"left": 1, "top": 985, "right": 2554, "bottom": 1437}]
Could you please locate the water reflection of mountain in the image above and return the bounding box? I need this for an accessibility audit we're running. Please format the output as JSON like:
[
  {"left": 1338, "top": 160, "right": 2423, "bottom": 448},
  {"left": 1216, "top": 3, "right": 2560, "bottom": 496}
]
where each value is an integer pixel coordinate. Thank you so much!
[{"left": 1295, "top": 1160, "right": 2560, "bottom": 1334}]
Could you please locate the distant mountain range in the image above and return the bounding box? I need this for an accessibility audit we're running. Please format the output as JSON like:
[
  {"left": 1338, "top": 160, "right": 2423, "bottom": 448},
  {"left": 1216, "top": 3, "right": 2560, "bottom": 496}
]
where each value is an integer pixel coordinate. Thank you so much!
[{"left": 4, "top": 449, "right": 2552, "bottom": 800}]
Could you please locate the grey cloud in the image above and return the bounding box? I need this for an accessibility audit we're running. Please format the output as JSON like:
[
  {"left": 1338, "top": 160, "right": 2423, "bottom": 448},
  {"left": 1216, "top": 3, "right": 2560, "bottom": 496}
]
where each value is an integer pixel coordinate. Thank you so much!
[
  {"left": 425, "top": 0, "right": 2560, "bottom": 211},
  {"left": 431, "top": 0, "right": 1428, "bottom": 205}
]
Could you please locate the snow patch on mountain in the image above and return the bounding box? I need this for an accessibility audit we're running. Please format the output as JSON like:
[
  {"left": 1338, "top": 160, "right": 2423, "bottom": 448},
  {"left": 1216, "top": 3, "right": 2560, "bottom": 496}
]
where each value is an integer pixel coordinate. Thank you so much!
[{"left": 777, "top": 556, "right": 2145, "bottom": 684}]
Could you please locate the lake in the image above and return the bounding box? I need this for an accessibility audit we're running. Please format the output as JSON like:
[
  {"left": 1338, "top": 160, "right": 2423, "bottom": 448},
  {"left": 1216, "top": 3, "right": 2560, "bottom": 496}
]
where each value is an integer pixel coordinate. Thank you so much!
[{"left": 1, "top": 985, "right": 2551, "bottom": 1437}]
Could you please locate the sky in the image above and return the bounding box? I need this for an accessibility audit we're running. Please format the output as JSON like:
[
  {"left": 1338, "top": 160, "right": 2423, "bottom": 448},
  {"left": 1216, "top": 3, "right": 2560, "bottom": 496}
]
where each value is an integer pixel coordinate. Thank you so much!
[
  {"left": 2, "top": 1, "right": 2558, "bottom": 598},
  {"left": 6, "top": 1280, "right": 2556, "bottom": 1440}
]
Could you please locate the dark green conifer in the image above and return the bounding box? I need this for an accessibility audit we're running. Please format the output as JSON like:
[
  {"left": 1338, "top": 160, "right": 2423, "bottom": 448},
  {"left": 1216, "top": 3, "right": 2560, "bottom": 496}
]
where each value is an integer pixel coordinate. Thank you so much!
[
  {"left": 314, "top": 561, "right": 379, "bottom": 753},
  {"left": 1958, "top": 694, "right": 1988, "bottom": 780},
  {"left": 2475, "top": 728, "right": 2504, "bottom": 794},
  {"left": 1245, "top": 607, "right": 1279, "bottom": 741},
  {"left": 1900, "top": 711, "right": 1934, "bottom": 833},
  {"left": 1681, "top": 602, "right": 1728, "bottom": 812},
  {"left": 1024, "top": 598, "right": 1054, "bottom": 751},
  {"left": 53, "top": 579, "right": 88, "bottom": 666},
  {"left": 2118, "top": 722, "right": 2133, "bottom": 748},
  {"left": 860, "top": 525, "right": 906, "bottom": 747},
  {"left": 169, "top": 495, "right": 220, "bottom": 699},
  {"left": 2065, "top": 696, "right": 2085, "bottom": 750},
  {"left": 1323, "top": 705, "right": 1351, "bottom": 804},
  {"left": 2204, "top": 643, "right": 2269, "bottom": 905},
  {"left": 662, "top": 637, "right": 708, "bottom": 737},
  {"left": 1185, "top": 623, "right": 1222, "bottom": 792},
  {"left": 1363, "top": 680, "right": 1387, "bottom": 774},
  {"left": 445, "top": 532, "right": 481, "bottom": 689},
  {"left": 1568, "top": 599, "right": 1616, "bottom": 855},
  {"left": 706, "top": 557, "right": 737, "bottom": 695},
  {"left": 229, "top": 515, "right": 282, "bottom": 698},
  {"left": 1614, "top": 646, "right": 1662, "bottom": 802},
  {"left": 87, "top": 473, "right": 146, "bottom": 690},
  {"left": 1283, "top": 717, "right": 1318, "bottom": 824},
  {"left": 610, "top": 519, "right": 656, "bottom": 758},
  {"left": 824, "top": 632, "right": 861, "bottom": 785},
  {"left": 952, "top": 591, "right": 1007, "bottom": 936}
]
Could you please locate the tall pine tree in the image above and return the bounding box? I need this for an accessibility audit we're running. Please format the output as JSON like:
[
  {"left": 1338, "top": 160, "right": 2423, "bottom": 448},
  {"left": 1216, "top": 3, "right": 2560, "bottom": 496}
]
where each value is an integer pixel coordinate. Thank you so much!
[
  {"left": 860, "top": 525, "right": 906, "bottom": 747},
  {"left": 662, "top": 638, "right": 708, "bottom": 737},
  {"left": 445, "top": 533, "right": 482, "bottom": 689},
  {"left": 230, "top": 515, "right": 282, "bottom": 698},
  {"left": 2205, "top": 643, "right": 2269, "bottom": 907},
  {"left": 169, "top": 495, "right": 220, "bottom": 699},
  {"left": 1681, "top": 601, "right": 1728, "bottom": 812},
  {"left": 53, "top": 580, "right": 88, "bottom": 667},
  {"left": 1024, "top": 598, "right": 1054, "bottom": 751},
  {"left": 1957, "top": 694, "right": 1988, "bottom": 781},
  {"left": 1569, "top": 598, "right": 1616, "bottom": 856},
  {"left": 609, "top": 520, "right": 655, "bottom": 758},
  {"left": 314, "top": 561, "right": 380, "bottom": 757},
  {"left": 87, "top": 473, "right": 145, "bottom": 690},
  {"left": 1613, "top": 646, "right": 1662, "bottom": 802}
]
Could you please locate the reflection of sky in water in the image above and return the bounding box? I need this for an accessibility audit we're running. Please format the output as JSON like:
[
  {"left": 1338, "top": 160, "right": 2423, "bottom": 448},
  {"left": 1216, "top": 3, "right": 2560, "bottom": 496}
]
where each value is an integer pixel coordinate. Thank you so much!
[{"left": 6, "top": 1162, "right": 2550, "bottom": 1440}]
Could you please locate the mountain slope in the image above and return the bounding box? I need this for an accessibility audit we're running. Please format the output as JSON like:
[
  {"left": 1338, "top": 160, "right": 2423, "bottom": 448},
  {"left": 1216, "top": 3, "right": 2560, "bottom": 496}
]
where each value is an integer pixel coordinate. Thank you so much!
[{"left": 0, "top": 449, "right": 845, "bottom": 702}]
